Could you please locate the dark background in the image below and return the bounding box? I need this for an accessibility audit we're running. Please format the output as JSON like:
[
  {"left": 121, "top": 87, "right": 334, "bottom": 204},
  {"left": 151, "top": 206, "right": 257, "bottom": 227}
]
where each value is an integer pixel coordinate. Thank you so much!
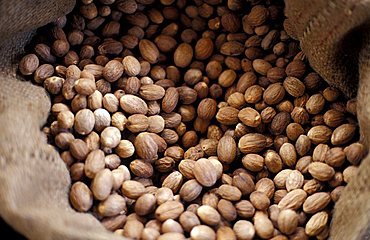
[{"left": 0, "top": 218, "right": 26, "bottom": 239}]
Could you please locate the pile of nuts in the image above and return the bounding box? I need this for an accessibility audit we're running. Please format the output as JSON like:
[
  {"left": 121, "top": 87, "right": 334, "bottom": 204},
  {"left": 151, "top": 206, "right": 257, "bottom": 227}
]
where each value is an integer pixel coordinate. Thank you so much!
[{"left": 18, "top": 0, "right": 367, "bottom": 239}]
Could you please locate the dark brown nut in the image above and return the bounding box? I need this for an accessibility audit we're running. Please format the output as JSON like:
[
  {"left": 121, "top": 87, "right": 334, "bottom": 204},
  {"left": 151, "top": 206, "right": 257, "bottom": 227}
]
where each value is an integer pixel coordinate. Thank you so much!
[
  {"left": 19, "top": 54, "right": 39, "bottom": 76},
  {"left": 239, "top": 133, "right": 267, "bottom": 154},
  {"left": 197, "top": 98, "right": 217, "bottom": 121},
  {"left": 217, "top": 135, "right": 237, "bottom": 164},
  {"left": 247, "top": 5, "right": 269, "bottom": 26},
  {"left": 263, "top": 83, "right": 285, "bottom": 105},
  {"left": 269, "top": 112, "right": 291, "bottom": 136},
  {"left": 195, "top": 37, "right": 214, "bottom": 60},
  {"left": 283, "top": 77, "right": 305, "bottom": 98},
  {"left": 139, "top": 39, "right": 160, "bottom": 64},
  {"left": 174, "top": 43, "right": 193, "bottom": 68},
  {"left": 216, "top": 106, "right": 239, "bottom": 125}
]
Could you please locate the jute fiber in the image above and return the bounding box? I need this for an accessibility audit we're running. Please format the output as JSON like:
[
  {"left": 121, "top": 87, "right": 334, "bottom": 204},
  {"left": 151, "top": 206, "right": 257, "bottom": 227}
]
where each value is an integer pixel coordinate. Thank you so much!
[{"left": 1, "top": 0, "right": 370, "bottom": 239}]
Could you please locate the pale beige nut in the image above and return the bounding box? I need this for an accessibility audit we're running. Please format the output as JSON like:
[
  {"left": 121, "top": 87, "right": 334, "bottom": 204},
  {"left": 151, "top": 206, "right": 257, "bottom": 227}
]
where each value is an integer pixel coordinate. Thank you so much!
[
  {"left": 193, "top": 158, "right": 218, "bottom": 187},
  {"left": 216, "top": 226, "right": 236, "bottom": 240},
  {"left": 122, "top": 55, "right": 141, "bottom": 76},
  {"left": 157, "top": 232, "right": 185, "bottom": 240},
  {"left": 273, "top": 169, "right": 293, "bottom": 189},
  {"left": 217, "top": 184, "right": 242, "bottom": 201},
  {"left": 156, "top": 187, "right": 174, "bottom": 205},
  {"left": 130, "top": 159, "right": 153, "bottom": 178},
  {"left": 250, "top": 191, "right": 270, "bottom": 210},
  {"left": 141, "top": 228, "right": 160, "bottom": 240},
  {"left": 100, "top": 126, "right": 121, "bottom": 149},
  {"left": 93, "top": 108, "right": 111, "bottom": 132},
  {"left": 135, "top": 193, "right": 157, "bottom": 216},
  {"left": 235, "top": 200, "right": 255, "bottom": 218},
  {"left": 69, "top": 181, "right": 93, "bottom": 212},
  {"left": 255, "top": 178, "right": 275, "bottom": 199},
  {"left": 190, "top": 225, "right": 216, "bottom": 240},
  {"left": 308, "top": 162, "right": 335, "bottom": 181},
  {"left": 120, "top": 94, "right": 148, "bottom": 115},
  {"left": 233, "top": 220, "right": 255, "bottom": 240},
  {"left": 197, "top": 205, "right": 221, "bottom": 226},
  {"left": 217, "top": 199, "right": 237, "bottom": 222},
  {"left": 74, "top": 78, "right": 96, "bottom": 95},
  {"left": 123, "top": 219, "right": 144, "bottom": 239},
  {"left": 155, "top": 200, "right": 184, "bottom": 222},
  {"left": 84, "top": 149, "right": 105, "bottom": 178},
  {"left": 115, "top": 140, "right": 135, "bottom": 158},
  {"left": 238, "top": 133, "right": 267, "bottom": 153},
  {"left": 307, "top": 125, "right": 332, "bottom": 145},
  {"left": 179, "top": 179, "right": 203, "bottom": 202},
  {"left": 303, "top": 192, "right": 331, "bottom": 214},
  {"left": 161, "top": 219, "right": 183, "bottom": 234},
  {"left": 305, "top": 211, "right": 328, "bottom": 236},
  {"left": 209, "top": 158, "right": 223, "bottom": 180},
  {"left": 238, "top": 107, "right": 261, "bottom": 127},
  {"left": 134, "top": 132, "right": 158, "bottom": 161},
  {"left": 74, "top": 109, "right": 95, "bottom": 135},
  {"left": 162, "top": 171, "right": 183, "bottom": 193},
  {"left": 179, "top": 211, "right": 200, "bottom": 233},
  {"left": 279, "top": 143, "right": 297, "bottom": 167},
  {"left": 121, "top": 180, "right": 146, "bottom": 199},
  {"left": 343, "top": 165, "right": 358, "bottom": 183},
  {"left": 278, "top": 189, "right": 307, "bottom": 210},
  {"left": 285, "top": 170, "right": 304, "bottom": 192},
  {"left": 178, "top": 160, "right": 195, "bottom": 179},
  {"left": 91, "top": 168, "right": 113, "bottom": 201},
  {"left": 111, "top": 112, "right": 127, "bottom": 131},
  {"left": 331, "top": 123, "right": 357, "bottom": 145},
  {"left": 253, "top": 211, "right": 274, "bottom": 239},
  {"left": 140, "top": 84, "right": 166, "bottom": 101},
  {"left": 278, "top": 209, "right": 298, "bottom": 235},
  {"left": 97, "top": 193, "right": 127, "bottom": 217},
  {"left": 216, "top": 106, "right": 239, "bottom": 125},
  {"left": 242, "top": 154, "right": 264, "bottom": 172}
]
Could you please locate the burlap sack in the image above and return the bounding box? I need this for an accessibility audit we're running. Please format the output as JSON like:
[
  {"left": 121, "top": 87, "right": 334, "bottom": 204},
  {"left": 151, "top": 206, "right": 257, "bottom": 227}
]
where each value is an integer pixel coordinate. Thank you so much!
[
  {"left": 1, "top": 0, "right": 370, "bottom": 239},
  {"left": 284, "top": 0, "right": 370, "bottom": 239},
  {"left": 0, "top": 1, "right": 125, "bottom": 239}
]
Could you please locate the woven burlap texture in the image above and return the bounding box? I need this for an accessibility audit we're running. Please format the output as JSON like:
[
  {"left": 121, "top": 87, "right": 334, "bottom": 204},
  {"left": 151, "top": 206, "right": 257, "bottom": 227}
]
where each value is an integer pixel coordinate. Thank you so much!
[
  {"left": 0, "top": 0, "right": 125, "bottom": 239},
  {"left": 1, "top": 0, "right": 370, "bottom": 239},
  {"left": 284, "top": 0, "right": 370, "bottom": 239}
]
